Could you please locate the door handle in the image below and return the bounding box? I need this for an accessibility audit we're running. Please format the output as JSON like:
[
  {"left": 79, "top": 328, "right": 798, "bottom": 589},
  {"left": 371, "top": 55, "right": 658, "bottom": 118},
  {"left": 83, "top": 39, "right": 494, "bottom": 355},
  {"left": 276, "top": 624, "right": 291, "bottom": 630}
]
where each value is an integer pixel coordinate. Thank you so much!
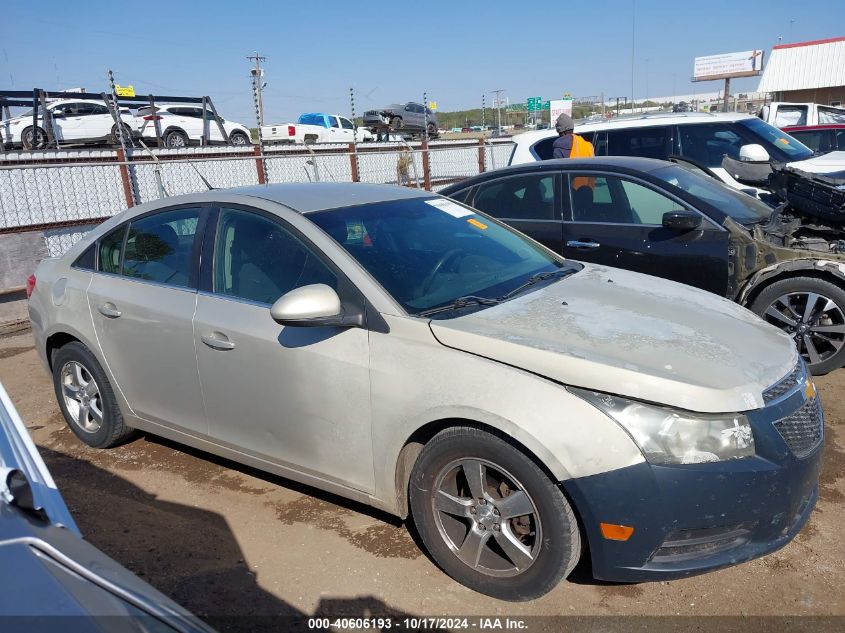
[
  {"left": 97, "top": 303, "right": 122, "bottom": 318},
  {"left": 566, "top": 240, "right": 601, "bottom": 249},
  {"left": 201, "top": 332, "right": 235, "bottom": 351}
]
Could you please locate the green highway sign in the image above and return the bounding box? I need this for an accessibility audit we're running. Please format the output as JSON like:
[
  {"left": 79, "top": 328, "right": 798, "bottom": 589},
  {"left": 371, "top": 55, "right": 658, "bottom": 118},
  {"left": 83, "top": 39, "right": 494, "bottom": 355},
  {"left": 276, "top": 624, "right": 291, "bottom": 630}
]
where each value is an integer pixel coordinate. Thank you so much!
[
  {"left": 527, "top": 96, "right": 543, "bottom": 111},
  {"left": 543, "top": 100, "right": 550, "bottom": 110}
]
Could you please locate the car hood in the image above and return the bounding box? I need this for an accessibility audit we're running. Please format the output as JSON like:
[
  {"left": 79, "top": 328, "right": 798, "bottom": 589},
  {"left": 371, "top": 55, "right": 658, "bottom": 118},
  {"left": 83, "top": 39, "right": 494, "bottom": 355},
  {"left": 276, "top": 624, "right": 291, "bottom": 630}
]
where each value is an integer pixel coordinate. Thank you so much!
[
  {"left": 789, "top": 150, "right": 845, "bottom": 175},
  {"left": 429, "top": 264, "right": 797, "bottom": 413}
]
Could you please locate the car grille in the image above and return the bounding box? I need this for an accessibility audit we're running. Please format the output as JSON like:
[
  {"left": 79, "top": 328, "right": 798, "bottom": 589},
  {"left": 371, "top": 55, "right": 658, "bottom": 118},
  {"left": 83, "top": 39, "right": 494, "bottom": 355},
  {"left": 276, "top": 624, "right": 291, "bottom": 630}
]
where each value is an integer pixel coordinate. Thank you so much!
[
  {"left": 773, "top": 397, "right": 823, "bottom": 458},
  {"left": 763, "top": 363, "right": 804, "bottom": 403}
]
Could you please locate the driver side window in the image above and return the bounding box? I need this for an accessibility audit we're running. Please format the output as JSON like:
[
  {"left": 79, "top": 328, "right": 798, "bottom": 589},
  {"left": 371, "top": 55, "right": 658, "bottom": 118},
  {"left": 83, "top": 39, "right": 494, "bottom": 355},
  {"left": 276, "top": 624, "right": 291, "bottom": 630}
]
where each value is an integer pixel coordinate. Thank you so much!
[{"left": 214, "top": 208, "right": 337, "bottom": 305}]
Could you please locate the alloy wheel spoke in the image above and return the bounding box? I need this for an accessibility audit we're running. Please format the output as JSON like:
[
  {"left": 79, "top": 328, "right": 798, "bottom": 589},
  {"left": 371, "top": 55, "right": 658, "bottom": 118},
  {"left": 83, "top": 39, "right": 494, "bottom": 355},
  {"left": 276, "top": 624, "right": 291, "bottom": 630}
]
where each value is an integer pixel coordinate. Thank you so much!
[
  {"left": 435, "top": 490, "right": 473, "bottom": 517},
  {"left": 765, "top": 306, "right": 797, "bottom": 327},
  {"left": 84, "top": 380, "right": 98, "bottom": 398},
  {"left": 496, "top": 490, "right": 534, "bottom": 520},
  {"left": 803, "top": 334, "right": 822, "bottom": 365},
  {"left": 77, "top": 404, "right": 90, "bottom": 427},
  {"left": 460, "top": 460, "right": 487, "bottom": 500},
  {"left": 63, "top": 382, "right": 82, "bottom": 401},
  {"left": 457, "top": 527, "right": 491, "bottom": 568},
  {"left": 71, "top": 363, "right": 87, "bottom": 389},
  {"left": 812, "top": 324, "right": 845, "bottom": 334},
  {"left": 802, "top": 293, "right": 820, "bottom": 323},
  {"left": 494, "top": 525, "right": 534, "bottom": 571}
]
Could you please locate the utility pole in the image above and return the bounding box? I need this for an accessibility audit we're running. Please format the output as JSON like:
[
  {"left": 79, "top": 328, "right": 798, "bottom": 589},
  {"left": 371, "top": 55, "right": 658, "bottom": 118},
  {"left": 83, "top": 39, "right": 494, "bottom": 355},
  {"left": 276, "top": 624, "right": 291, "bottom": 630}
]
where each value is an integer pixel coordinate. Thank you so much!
[
  {"left": 247, "top": 52, "right": 267, "bottom": 126},
  {"left": 490, "top": 89, "right": 505, "bottom": 132}
]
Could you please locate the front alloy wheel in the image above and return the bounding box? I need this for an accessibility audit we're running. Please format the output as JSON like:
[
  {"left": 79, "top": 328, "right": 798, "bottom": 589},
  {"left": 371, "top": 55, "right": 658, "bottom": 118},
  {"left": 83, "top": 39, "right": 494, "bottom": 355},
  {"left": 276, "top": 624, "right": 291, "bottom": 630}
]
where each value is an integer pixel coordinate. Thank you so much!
[
  {"left": 752, "top": 276, "right": 845, "bottom": 374},
  {"left": 432, "top": 458, "right": 542, "bottom": 576},
  {"left": 410, "top": 427, "right": 580, "bottom": 600}
]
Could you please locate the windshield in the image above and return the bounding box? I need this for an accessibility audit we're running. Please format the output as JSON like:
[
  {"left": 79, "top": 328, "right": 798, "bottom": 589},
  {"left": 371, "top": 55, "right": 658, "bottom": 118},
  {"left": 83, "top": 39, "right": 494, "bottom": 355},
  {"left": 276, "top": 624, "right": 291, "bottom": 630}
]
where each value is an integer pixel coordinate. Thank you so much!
[
  {"left": 651, "top": 164, "right": 773, "bottom": 224},
  {"left": 308, "top": 197, "right": 576, "bottom": 316},
  {"left": 737, "top": 118, "right": 813, "bottom": 161}
]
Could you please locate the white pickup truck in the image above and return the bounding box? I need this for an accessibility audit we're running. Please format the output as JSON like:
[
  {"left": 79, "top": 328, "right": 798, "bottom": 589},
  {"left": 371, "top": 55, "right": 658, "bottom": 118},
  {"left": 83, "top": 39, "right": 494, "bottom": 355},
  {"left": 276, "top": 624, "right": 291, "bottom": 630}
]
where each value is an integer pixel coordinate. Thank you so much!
[
  {"left": 759, "top": 102, "right": 845, "bottom": 128},
  {"left": 261, "top": 112, "right": 374, "bottom": 144}
]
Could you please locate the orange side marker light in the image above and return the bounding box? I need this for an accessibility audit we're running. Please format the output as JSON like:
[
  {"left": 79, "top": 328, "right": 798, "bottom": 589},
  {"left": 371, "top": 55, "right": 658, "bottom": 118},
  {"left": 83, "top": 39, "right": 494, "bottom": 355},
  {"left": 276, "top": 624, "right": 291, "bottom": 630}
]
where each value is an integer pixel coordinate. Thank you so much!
[{"left": 600, "top": 522, "right": 635, "bottom": 541}]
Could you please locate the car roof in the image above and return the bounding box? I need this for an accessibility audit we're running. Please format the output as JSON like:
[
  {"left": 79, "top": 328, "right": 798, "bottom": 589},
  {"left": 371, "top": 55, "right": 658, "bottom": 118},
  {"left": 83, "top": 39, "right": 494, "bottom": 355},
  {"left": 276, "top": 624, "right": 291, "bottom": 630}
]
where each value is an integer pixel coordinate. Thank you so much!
[
  {"left": 441, "top": 156, "right": 675, "bottom": 192},
  {"left": 513, "top": 112, "right": 757, "bottom": 145},
  {"left": 218, "top": 182, "right": 433, "bottom": 213}
]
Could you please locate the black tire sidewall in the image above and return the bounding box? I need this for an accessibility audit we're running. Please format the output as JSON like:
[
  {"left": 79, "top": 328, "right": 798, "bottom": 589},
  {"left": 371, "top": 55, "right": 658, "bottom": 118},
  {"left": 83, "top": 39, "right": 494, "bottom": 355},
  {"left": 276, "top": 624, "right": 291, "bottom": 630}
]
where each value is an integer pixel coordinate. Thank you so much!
[
  {"left": 390, "top": 117, "right": 402, "bottom": 130},
  {"left": 231, "top": 132, "right": 248, "bottom": 145},
  {"left": 410, "top": 428, "right": 579, "bottom": 601},
  {"left": 750, "top": 276, "right": 845, "bottom": 374},
  {"left": 52, "top": 342, "right": 127, "bottom": 448},
  {"left": 23, "top": 126, "right": 46, "bottom": 150}
]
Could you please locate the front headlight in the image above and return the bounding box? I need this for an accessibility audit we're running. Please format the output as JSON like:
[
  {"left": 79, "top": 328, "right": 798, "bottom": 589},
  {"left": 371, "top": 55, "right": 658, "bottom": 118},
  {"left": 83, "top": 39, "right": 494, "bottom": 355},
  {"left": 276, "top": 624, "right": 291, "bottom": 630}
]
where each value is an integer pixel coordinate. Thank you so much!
[{"left": 570, "top": 388, "right": 755, "bottom": 465}]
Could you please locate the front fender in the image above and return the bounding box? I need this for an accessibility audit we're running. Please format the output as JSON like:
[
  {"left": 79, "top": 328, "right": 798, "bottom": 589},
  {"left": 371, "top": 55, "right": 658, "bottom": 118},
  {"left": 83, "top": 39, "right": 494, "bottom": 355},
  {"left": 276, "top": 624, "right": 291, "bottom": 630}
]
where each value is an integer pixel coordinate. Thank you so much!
[{"left": 737, "top": 258, "right": 845, "bottom": 306}]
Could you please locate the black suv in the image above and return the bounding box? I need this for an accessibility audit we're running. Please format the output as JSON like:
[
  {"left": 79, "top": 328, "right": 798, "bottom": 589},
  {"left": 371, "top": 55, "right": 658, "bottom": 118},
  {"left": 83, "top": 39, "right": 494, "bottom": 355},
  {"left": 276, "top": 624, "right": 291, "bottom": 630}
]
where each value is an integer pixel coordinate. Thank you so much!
[{"left": 441, "top": 156, "right": 845, "bottom": 374}]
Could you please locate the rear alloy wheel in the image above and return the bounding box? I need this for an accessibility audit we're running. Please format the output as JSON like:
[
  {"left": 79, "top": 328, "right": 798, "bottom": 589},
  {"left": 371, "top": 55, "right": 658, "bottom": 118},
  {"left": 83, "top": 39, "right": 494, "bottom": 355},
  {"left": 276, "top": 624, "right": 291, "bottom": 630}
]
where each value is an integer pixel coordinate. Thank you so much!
[
  {"left": 751, "top": 276, "right": 845, "bottom": 374},
  {"left": 164, "top": 129, "right": 189, "bottom": 149},
  {"left": 230, "top": 131, "right": 250, "bottom": 146},
  {"left": 52, "top": 341, "right": 137, "bottom": 448},
  {"left": 21, "top": 126, "right": 48, "bottom": 150},
  {"left": 410, "top": 427, "right": 580, "bottom": 600}
]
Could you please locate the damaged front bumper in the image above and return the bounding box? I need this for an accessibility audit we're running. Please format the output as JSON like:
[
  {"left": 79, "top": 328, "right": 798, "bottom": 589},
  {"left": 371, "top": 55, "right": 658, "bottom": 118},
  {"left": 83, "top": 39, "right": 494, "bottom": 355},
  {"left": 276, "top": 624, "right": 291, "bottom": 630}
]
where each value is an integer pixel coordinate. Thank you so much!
[{"left": 562, "top": 376, "right": 824, "bottom": 582}]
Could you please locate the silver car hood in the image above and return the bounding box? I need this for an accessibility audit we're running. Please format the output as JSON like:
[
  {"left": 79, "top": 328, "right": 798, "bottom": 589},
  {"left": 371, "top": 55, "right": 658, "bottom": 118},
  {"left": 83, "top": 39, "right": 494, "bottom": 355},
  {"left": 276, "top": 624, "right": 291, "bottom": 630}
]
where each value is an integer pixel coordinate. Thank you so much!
[{"left": 429, "top": 264, "right": 797, "bottom": 413}]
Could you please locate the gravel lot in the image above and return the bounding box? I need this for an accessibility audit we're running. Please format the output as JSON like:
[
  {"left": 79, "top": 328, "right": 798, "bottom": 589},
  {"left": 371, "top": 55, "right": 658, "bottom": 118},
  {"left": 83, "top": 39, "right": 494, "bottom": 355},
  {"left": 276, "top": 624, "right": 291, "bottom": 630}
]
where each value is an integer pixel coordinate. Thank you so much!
[{"left": 1, "top": 330, "right": 843, "bottom": 631}]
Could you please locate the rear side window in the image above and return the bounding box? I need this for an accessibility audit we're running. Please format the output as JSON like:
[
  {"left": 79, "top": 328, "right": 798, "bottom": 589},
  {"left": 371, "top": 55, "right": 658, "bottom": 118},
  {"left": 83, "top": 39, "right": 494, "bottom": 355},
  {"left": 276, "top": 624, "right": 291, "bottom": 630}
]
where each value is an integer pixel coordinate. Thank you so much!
[
  {"left": 606, "top": 126, "right": 670, "bottom": 160},
  {"left": 473, "top": 174, "right": 557, "bottom": 220},
  {"left": 790, "top": 130, "right": 831, "bottom": 153},
  {"left": 122, "top": 208, "right": 201, "bottom": 288},
  {"left": 98, "top": 226, "right": 126, "bottom": 274}
]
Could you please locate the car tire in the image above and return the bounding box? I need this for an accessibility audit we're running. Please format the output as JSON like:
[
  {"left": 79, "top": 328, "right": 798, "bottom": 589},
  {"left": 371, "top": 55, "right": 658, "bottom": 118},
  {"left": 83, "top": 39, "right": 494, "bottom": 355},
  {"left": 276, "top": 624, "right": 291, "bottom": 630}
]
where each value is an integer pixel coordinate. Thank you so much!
[
  {"left": 409, "top": 427, "right": 580, "bottom": 601},
  {"left": 750, "top": 276, "right": 845, "bottom": 375},
  {"left": 110, "top": 122, "right": 133, "bottom": 145},
  {"left": 21, "top": 126, "right": 48, "bottom": 150},
  {"left": 52, "top": 342, "right": 137, "bottom": 448},
  {"left": 230, "top": 131, "right": 250, "bottom": 146},
  {"left": 163, "top": 129, "right": 189, "bottom": 149},
  {"left": 427, "top": 123, "right": 438, "bottom": 138},
  {"left": 390, "top": 116, "right": 403, "bottom": 131}
]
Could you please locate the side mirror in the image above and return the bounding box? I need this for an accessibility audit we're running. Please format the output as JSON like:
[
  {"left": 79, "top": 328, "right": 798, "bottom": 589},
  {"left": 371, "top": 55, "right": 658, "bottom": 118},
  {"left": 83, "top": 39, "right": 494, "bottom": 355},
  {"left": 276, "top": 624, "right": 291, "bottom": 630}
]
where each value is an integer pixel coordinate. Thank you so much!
[
  {"left": 270, "top": 284, "right": 363, "bottom": 328},
  {"left": 739, "top": 144, "right": 770, "bottom": 162},
  {"left": 662, "top": 211, "right": 702, "bottom": 231}
]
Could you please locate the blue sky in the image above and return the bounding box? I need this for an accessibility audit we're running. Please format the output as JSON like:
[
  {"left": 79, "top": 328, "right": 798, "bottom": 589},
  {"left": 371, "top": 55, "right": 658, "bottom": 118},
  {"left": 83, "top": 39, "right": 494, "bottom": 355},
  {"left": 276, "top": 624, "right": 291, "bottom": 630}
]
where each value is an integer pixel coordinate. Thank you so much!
[{"left": 2, "top": 0, "right": 844, "bottom": 124}]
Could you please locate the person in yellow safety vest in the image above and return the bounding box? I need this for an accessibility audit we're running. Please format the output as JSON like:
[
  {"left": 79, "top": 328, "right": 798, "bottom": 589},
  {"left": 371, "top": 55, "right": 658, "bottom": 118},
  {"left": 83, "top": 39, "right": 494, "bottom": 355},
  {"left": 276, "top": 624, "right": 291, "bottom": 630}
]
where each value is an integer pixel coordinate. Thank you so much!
[{"left": 551, "top": 113, "right": 594, "bottom": 159}]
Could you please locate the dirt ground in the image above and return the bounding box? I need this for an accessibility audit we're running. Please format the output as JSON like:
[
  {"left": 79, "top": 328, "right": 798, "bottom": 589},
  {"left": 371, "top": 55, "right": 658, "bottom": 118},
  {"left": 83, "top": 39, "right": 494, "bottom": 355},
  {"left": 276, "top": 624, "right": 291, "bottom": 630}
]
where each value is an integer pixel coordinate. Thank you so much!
[{"left": 1, "top": 330, "right": 844, "bottom": 631}]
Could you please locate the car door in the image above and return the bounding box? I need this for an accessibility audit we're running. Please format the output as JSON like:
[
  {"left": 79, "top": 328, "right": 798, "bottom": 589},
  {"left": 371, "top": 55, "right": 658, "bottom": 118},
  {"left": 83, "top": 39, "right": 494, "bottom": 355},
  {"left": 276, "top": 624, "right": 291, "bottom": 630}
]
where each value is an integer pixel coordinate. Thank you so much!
[
  {"left": 86, "top": 206, "right": 209, "bottom": 434},
  {"left": 467, "top": 172, "right": 563, "bottom": 252},
  {"left": 561, "top": 171, "right": 730, "bottom": 295},
  {"left": 173, "top": 107, "right": 203, "bottom": 140},
  {"left": 338, "top": 116, "right": 356, "bottom": 142},
  {"left": 50, "top": 102, "right": 85, "bottom": 141},
  {"left": 193, "top": 206, "right": 374, "bottom": 492},
  {"left": 80, "top": 102, "right": 114, "bottom": 140}
]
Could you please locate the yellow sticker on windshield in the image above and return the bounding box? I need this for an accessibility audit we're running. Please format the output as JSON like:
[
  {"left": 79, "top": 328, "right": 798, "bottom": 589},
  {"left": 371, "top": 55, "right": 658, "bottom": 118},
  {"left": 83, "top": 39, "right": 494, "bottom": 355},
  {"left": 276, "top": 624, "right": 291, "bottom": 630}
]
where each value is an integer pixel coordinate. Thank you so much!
[
  {"left": 467, "top": 218, "right": 488, "bottom": 230},
  {"left": 777, "top": 138, "right": 791, "bottom": 145}
]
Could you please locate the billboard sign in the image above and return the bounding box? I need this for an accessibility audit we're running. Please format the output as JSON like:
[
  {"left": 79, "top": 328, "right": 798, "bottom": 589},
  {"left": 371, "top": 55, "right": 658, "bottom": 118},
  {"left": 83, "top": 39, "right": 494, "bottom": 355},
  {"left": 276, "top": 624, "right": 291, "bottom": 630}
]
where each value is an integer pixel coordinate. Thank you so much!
[
  {"left": 549, "top": 98, "right": 573, "bottom": 123},
  {"left": 693, "top": 50, "right": 764, "bottom": 81}
]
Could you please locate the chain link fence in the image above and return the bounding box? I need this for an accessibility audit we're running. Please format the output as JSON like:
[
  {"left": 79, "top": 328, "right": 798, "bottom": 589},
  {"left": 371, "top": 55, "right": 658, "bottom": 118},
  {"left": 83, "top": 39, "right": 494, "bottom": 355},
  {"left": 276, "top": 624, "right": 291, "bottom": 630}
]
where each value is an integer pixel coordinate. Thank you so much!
[{"left": 0, "top": 139, "right": 515, "bottom": 265}]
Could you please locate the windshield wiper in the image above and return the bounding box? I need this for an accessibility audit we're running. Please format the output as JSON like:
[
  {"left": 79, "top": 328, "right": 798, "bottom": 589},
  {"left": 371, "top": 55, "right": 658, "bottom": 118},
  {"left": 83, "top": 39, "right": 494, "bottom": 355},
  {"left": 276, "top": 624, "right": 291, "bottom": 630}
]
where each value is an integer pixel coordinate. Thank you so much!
[
  {"left": 417, "top": 295, "right": 502, "bottom": 318},
  {"left": 496, "top": 268, "right": 575, "bottom": 302},
  {"left": 416, "top": 268, "right": 576, "bottom": 318}
]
